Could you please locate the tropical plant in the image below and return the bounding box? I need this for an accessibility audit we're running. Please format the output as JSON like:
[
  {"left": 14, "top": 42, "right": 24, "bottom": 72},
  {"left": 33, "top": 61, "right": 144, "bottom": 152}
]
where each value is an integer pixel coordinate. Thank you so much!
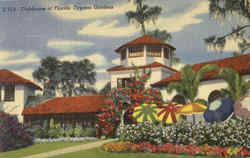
[
  {"left": 167, "top": 64, "right": 219, "bottom": 104},
  {"left": 126, "top": 0, "right": 162, "bottom": 34},
  {"left": 167, "top": 64, "right": 219, "bottom": 123},
  {"left": 217, "top": 68, "right": 250, "bottom": 101}
]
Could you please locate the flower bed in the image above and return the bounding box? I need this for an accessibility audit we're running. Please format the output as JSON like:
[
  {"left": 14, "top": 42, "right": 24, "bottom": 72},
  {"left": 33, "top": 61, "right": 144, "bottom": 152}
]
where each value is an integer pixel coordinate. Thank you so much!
[
  {"left": 102, "top": 141, "right": 250, "bottom": 157},
  {"left": 34, "top": 137, "right": 98, "bottom": 144},
  {"left": 117, "top": 119, "right": 250, "bottom": 150}
]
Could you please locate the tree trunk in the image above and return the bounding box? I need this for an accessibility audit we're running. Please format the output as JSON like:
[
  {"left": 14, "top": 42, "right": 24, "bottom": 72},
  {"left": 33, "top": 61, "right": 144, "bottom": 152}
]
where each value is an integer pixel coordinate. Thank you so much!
[
  {"left": 120, "top": 109, "right": 126, "bottom": 127},
  {"left": 141, "top": 23, "right": 146, "bottom": 35}
]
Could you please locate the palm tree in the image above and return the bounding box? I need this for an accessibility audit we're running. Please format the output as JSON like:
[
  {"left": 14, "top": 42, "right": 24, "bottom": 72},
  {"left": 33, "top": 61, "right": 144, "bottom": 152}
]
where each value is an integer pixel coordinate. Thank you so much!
[
  {"left": 167, "top": 64, "right": 219, "bottom": 123},
  {"left": 217, "top": 68, "right": 250, "bottom": 102},
  {"left": 126, "top": 0, "right": 162, "bottom": 34}
]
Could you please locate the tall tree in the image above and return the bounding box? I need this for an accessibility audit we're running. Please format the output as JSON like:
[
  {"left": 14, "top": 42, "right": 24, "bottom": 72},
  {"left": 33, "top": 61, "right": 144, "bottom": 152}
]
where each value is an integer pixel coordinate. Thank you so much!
[
  {"left": 205, "top": 0, "right": 250, "bottom": 55},
  {"left": 33, "top": 56, "right": 96, "bottom": 97},
  {"left": 126, "top": 0, "right": 162, "bottom": 34},
  {"left": 32, "top": 56, "right": 60, "bottom": 97}
]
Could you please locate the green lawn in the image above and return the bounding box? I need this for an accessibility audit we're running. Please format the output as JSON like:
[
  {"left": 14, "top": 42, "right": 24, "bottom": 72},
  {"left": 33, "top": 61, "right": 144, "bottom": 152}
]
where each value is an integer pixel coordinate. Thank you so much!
[
  {"left": 0, "top": 141, "right": 95, "bottom": 158},
  {"left": 49, "top": 147, "right": 214, "bottom": 158}
]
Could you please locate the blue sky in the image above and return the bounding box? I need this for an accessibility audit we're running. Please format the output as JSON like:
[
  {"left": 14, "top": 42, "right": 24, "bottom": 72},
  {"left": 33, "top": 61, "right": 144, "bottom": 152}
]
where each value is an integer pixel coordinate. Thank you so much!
[{"left": 0, "top": 0, "right": 239, "bottom": 90}]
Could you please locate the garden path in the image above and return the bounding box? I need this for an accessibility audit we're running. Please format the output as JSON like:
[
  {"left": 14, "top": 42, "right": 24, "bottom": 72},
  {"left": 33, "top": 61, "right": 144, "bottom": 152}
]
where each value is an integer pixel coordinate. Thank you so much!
[{"left": 21, "top": 139, "right": 116, "bottom": 158}]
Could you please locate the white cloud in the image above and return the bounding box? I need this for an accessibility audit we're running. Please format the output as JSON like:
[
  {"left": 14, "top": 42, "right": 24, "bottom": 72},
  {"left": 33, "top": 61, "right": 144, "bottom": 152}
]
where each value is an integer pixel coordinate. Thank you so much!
[
  {"left": 78, "top": 20, "right": 139, "bottom": 37},
  {"left": 59, "top": 55, "right": 79, "bottom": 61},
  {"left": 59, "top": 53, "right": 108, "bottom": 67},
  {"left": 78, "top": 1, "right": 208, "bottom": 37},
  {"left": 112, "top": 58, "right": 120, "bottom": 65},
  {"left": 95, "top": 79, "right": 109, "bottom": 90},
  {"left": 0, "top": 50, "right": 40, "bottom": 66},
  {"left": 50, "top": 2, "right": 136, "bottom": 20},
  {"left": 47, "top": 40, "right": 94, "bottom": 52},
  {"left": 96, "top": 68, "right": 107, "bottom": 73},
  {"left": 148, "top": 1, "right": 209, "bottom": 32},
  {"left": 86, "top": 53, "right": 108, "bottom": 67}
]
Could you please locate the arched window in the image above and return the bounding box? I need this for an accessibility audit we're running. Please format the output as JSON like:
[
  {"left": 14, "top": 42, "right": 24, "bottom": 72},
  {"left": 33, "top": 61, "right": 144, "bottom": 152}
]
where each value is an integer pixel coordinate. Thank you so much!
[
  {"left": 208, "top": 90, "right": 222, "bottom": 104},
  {"left": 171, "top": 95, "right": 186, "bottom": 105}
]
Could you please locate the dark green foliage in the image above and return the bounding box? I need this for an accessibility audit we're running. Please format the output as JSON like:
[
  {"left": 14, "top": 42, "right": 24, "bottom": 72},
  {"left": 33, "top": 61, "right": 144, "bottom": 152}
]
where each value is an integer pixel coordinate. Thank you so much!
[
  {"left": 0, "top": 111, "right": 33, "bottom": 152},
  {"left": 208, "top": 90, "right": 223, "bottom": 104},
  {"left": 33, "top": 56, "right": 97, "bottom": 97},
  {"left": 82, "top": 128, "right": 96, "bottom": 137},
  {"left": 194, "top": 98, "right": 208, "bottom": 106},
  {"left": 171, "top": 95, "right": 186, "bottom": 105}
]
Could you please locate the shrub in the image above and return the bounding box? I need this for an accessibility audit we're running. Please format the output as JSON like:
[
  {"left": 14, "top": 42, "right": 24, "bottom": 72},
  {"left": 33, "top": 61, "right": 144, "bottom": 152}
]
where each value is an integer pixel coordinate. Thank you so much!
[
  {"left": 48, "top": 119, "right": 64, "bottom": 138},
  {"left": 33, "top": 126, "right": 47, "bottom": 138},
  {"left": 82, "top": 128, "right": 96, "bottom": 137},
  {"left": 117, "top": 121, "right": 163, "bottom": 145},
  {"left": 74, "top": 124, "right": 84, "bottom": 137},
  {"left": 0, "top": 111, "right": 33, "bottom": 152},
  {"left": 65, "top": 124, "right": 74, "bottom": 137}
]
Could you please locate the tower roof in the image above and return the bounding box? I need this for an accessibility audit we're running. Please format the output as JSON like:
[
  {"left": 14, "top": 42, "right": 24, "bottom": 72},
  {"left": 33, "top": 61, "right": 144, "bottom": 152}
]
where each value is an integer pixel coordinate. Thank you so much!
[{"left": 115, "top": 35, "right": 176, "bottom": 53}]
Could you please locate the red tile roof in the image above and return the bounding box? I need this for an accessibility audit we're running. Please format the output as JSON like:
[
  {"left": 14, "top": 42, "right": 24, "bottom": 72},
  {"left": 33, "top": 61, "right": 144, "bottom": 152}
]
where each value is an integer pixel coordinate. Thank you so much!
[
  {"left": 115, "top": 35, "right": 176, "bottom": 53},
  {"left": 22, "top": 95, "right": 106, "bottom": 115},
  {"left": 107, "top": 62, "right": 178, "bottom": 72},
  {"left": 152, "top": 54, "right": 250, "bottom": 86},
  {"left": 0, "top": 69, "right": 42, "bottom": 90}
]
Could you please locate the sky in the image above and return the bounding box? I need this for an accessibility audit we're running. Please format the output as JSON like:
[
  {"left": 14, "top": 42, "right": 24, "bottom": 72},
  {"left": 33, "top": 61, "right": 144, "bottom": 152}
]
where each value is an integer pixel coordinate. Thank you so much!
[{"left": 0, "top": 0, "right": 239, "bottom": 91}]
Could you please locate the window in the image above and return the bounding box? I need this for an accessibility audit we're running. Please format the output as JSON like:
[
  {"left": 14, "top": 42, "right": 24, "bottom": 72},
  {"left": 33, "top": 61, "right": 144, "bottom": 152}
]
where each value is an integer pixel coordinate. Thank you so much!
[
  {"left": 128, "top": 46, "right": 144, "bottom": 58},
  {"left": 117, "top": 78, "right": 133, "bottom": 88},
  {"left": 0, "top": 86, "right": 1, "bottom": 101},
  {"left": 4, "top": 84, "right": 15, "bottom": 101},
  {"left": 121, "top": 49, "right": 126, "bottom": 60},
  {"left": 146, "top": 46, "right": 162, "bottom": 57},
  {"left": 164, "top": 48, "right": 170, "bottom": 59}
]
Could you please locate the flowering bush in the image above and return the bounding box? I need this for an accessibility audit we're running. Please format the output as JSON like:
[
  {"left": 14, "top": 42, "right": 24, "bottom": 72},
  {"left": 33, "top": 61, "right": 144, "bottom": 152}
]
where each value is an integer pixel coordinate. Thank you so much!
[
  {"left": 97, "top": 68, "right": 163, "bottom": 136},
  {"left": 164, "top": 119, "right": 250, "bottom": 149},
  {"left": 117, "top": 118, "right": 250, "bottom": 150},
  {"left": 102, "top": 141, "right": 250, "bottom": 157},
  {"left": 0, "top": 111, "right": 33, "bottom": 152},
  {"left": 117, "top": 121, "right": 163, "bottom": 145}
]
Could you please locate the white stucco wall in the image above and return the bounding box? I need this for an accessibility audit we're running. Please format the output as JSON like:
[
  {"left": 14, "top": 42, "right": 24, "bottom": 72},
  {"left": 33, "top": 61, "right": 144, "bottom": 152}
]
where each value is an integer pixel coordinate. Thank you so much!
[
  {"left": 0, "top": 84, "right": 36, "bottom": 123},
  {"left": 110, "top": 67, "right": 174, "bottom": 89}
]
